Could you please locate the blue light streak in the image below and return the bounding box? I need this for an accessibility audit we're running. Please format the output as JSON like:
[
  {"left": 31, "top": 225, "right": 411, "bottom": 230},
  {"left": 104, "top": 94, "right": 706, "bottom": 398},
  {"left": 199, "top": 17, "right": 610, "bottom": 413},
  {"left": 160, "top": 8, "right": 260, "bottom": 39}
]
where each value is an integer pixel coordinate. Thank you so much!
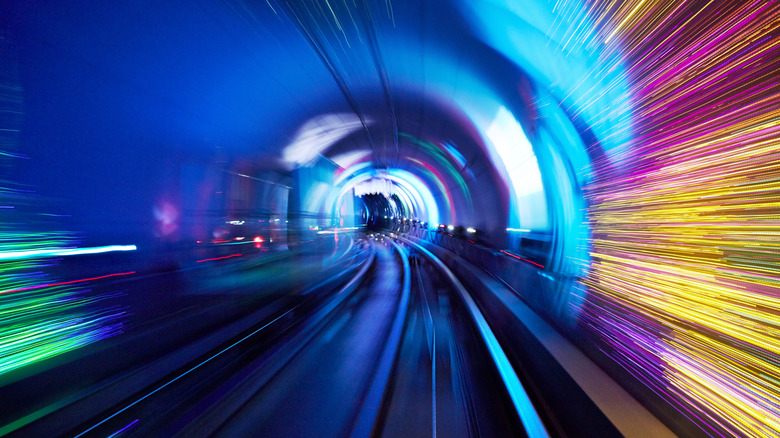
[
  {"left": 407, "top": 240, "right": 549, "bottom": 438},
  {"left": 0, "top": 245, "right": 137, "bottom": 261}
]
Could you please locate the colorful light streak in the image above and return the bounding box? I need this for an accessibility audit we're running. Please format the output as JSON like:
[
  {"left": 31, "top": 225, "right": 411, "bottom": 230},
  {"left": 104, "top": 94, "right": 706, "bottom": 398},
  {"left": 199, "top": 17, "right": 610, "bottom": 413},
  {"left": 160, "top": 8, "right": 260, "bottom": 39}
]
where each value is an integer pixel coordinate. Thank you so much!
[
  {"left": 0, "top": 244, "right": 137, "bottom": 261},
  {"left": 332, "top": 168, "right": 442, "bottom": 226},
  {"left": 0, "top": 271, "right": 136, "bottom": 295},
  {"left": 563, "top": 1, "right": 780, "bottom": 436},
  {"left": 0, "top": 233, "right": 126, "bottom": 377},
  {"left": 106, "top": 419, "right": 139, "bottom": 438},
  {"left": 384, "top": 169, "right": 442, "bottom": 226},
  {"left": 399, "top": 132, "right": 473, "bottom": 212},
  {"left": 0, "top": 141, "right": 125, "bottom": 375},
  {"left": 0, "top": 27, "right": 126, "bottom": 384},
  {"left": 196, "top": 254, "right": 243, "bottom": 263},
  {"left": 406, "top": 157, "right": 456, "bottom": 223},
  {"left": 500, "top": 250, "right": 545, "bottom": 268}
]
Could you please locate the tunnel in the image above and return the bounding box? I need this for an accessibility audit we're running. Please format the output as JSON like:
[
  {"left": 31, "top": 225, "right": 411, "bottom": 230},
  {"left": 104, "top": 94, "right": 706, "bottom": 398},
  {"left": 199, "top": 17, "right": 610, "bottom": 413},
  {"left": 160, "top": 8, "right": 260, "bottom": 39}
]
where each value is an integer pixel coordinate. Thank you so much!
[{"left": 1, "top": 0, "right": 779, "bottom": 436}]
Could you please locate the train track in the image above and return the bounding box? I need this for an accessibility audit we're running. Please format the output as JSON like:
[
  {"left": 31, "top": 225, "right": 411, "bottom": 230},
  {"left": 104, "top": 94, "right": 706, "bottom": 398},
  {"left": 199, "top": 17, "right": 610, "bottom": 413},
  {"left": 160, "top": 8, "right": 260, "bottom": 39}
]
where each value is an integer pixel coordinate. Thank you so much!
[
  {"left": 7, "top": 233, "right": 552, "bottom": 437},
  {"left": 374, "top": 236, "right": 547, "bottom": 438},
  {"left": 4, "top": 235, "right": 370, "bottom": 437}
]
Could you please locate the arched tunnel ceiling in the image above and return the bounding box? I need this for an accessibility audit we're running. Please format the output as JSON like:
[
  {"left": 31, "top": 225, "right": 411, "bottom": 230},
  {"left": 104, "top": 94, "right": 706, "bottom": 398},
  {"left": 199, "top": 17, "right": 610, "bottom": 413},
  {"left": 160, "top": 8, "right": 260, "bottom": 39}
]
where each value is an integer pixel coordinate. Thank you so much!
[
  {"left": 4, "top": 0, "right": 553, "bottom": 169},
  {"left": 6, "top": 0, "right": 538, "bottom": 233},
  {"left": 3, "top": 1, "right": 780, "bottom": 436}
]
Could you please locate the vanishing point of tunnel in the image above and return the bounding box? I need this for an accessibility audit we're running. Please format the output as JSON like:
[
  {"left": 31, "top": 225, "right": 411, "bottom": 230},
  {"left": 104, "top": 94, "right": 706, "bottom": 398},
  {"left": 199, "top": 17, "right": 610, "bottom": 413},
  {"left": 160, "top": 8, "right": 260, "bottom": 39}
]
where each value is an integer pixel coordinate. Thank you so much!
[{"left": 1, "top": 1, "right": 779, "bottom": 437}]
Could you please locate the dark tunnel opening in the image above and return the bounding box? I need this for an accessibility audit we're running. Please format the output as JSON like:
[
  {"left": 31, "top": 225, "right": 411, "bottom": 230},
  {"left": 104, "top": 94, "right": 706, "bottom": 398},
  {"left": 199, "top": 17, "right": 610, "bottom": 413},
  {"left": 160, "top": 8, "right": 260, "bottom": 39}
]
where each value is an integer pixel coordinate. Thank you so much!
[{"left": 1, "top": 0, "right": 779, "bottom": 437}]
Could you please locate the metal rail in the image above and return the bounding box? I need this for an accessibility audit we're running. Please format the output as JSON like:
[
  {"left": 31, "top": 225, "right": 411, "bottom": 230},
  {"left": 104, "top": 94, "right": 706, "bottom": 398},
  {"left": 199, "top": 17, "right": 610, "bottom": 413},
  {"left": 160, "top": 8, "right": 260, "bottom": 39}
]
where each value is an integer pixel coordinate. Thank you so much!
[
  {"left": 74, "top": 247, "right": 378, "bottom": 438},
  {"left": 398, "top": 236, "right": 550, "bottom": 438},
  {"left": 350, "top": 238, "right": 411, "bottom": 437}
]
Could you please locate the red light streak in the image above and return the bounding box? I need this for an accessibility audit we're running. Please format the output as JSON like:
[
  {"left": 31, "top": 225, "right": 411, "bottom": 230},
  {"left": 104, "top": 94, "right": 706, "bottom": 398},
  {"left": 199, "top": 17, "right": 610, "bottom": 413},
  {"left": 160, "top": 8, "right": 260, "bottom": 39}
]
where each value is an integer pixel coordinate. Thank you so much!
[
  {"left": 500, "top": 250, "right": 544, "bottom": 268},
  {"left": 196, "top": 254, "right": 242, "bottom": 263},
  {"left": 0, "top": 271, "right": 137, "bottom": 295}
]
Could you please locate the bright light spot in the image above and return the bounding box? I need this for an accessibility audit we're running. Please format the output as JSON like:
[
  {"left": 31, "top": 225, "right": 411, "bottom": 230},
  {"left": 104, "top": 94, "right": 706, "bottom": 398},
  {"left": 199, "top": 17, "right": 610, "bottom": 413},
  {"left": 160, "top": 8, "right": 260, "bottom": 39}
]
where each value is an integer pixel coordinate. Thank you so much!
[
  {"left": 487, "top": 107, "right": 544, "bottom": 196},
  {"left": 282, "top": 113, "right": 368, "bottom": 166},
  {"left": 303, "top": 182, "right": 330, "bottom": 214},
  {"left": 385, "top": 169, "right": 441, "bottom": 227},
  {"left": 0, "top": 245, "right": 138, "bottom": 261},
  {"left": 467, "top": 227, "right": 476, "bottom": 233},
  {"left": 506, "top": 228, "right": 531, "bottom": 232},
  {"left": 355, "top": 177, "right": 396, "bottom": 197},
  {"left": 330, "top": 150, "right": 372, "bottom": 169},
  {"left": 154, "top": 201, "right": 179, "bottom": 237},
  {"left": 448, "top": 225, "right": 455, "bottom": 231},
  {"left": 486, "top": 107, "right": 548, "bottom": 230},
  {"left": 227, "top": 220, "right": 245, "bottom": 225},
  {"left": 254, "top": 236, "right": 264, "bottom": 243}
]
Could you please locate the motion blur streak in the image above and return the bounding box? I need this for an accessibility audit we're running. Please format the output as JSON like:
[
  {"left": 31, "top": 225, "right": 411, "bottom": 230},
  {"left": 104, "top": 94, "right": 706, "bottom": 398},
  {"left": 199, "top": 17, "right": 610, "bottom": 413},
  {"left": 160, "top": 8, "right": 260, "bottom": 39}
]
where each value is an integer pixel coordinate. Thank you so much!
[
  {"left": 500, "top": 250, "right": 545, "bottom": 269},
  {"left": 0, "top": 271, "right": 136, "bottom": 295},
  {"left": 1, "top": 0, "right": 779, "bottom": 436},
  {"left": 0, "top": 256, "right": 125, "bottom": 376},
  {"left": 196, "top": 254, "right": 243, "bottom": 263},
  {"left": 0, "top": 226, "right": 125, "bottom": 378},
  {"left": 578, "top": 1, "right": 780, "bottom": 436},
  {"left": 0, "top": 244, "right": 137, "bottom": 261},
  {"left": 75, "top": 307, "right": 302, "bottom": 438},
  {"left": 106, "top": 419, "right": 139, "bottom": 438}
]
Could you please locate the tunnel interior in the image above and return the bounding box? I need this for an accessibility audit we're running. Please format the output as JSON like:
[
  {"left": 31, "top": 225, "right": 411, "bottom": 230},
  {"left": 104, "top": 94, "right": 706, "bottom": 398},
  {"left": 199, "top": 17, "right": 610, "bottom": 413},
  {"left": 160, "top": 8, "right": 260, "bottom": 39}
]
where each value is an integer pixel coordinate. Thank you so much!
[{"left": 1, "top": 0, "right": 779, "bottom": 437}]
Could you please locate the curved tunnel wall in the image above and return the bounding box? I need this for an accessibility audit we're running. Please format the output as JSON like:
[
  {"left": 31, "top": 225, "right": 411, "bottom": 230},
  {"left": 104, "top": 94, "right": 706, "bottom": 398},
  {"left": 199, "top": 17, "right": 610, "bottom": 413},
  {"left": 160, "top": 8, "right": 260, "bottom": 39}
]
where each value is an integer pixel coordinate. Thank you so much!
[{"left": 2, "top": 0, "right": 780, "bottom": 436}]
